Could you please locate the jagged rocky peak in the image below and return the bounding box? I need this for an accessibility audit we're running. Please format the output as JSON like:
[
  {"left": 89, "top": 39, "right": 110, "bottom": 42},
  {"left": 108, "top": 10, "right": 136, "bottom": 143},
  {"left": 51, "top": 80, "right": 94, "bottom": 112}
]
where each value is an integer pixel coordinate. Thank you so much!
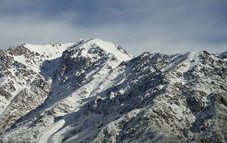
[
  {"left": 130, "top": 51, "right": 171, "bottom": 62},
  {"left": 7, "top": 44, "right": 34, "bottom": 56}
]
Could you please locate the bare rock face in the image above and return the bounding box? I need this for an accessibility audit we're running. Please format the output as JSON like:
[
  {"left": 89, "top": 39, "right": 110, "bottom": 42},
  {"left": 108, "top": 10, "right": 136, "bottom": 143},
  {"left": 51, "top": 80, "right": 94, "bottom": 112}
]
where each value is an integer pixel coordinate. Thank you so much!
[
  {"left": 0, "top": 39, "right": 226, "bottom": 143},
  {"left": 0, "top": 45, "right": 52, "bottom": 134},
  {"left": 0, "top": 50, "right": 14, "bottom": 70}
]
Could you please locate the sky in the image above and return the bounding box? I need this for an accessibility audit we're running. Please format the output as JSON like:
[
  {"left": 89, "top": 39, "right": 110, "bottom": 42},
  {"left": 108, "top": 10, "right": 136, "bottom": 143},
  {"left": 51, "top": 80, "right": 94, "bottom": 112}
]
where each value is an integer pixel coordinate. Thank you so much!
[{"left": 0, "top": 0, "right": 226, "bottom": 56}]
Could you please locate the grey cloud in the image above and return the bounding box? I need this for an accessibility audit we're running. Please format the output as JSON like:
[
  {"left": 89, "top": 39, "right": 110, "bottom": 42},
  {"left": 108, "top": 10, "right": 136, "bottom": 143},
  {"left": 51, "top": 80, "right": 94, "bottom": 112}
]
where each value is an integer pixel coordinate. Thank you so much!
[{"left": 0, "top": 0, "right": 226, "bottom": 56}]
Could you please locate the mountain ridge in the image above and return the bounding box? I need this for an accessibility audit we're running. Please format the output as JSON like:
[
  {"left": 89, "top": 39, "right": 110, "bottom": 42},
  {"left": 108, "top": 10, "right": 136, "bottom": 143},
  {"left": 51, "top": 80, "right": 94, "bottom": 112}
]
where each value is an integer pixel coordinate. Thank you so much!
[{"left": 0, "top": 39, "right": 226, "bottom": 143}]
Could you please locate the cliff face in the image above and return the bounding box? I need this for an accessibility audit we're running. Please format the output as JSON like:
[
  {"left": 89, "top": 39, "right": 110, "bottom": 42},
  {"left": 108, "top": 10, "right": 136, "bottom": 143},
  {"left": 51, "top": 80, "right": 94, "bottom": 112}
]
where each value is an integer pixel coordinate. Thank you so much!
[{"left": 0, "top": 39, "right": 226, "bottom": 143}]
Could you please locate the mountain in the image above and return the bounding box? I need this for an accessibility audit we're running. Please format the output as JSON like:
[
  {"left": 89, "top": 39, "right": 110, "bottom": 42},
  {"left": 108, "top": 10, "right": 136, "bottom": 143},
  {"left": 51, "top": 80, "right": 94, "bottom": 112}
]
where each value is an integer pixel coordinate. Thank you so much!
[{"left": 0, "top": 39, "right": 226, "bottom": 143}]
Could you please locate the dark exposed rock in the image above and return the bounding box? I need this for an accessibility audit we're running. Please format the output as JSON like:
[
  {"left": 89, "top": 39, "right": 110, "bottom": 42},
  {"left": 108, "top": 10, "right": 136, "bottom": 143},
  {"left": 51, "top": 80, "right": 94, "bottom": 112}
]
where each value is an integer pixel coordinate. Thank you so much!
[
  {"left": 8, "top": 45, "right": 32, "bottom": 57},
  {"left": 0, "top": 87, "right": 12, "bottom": 99}
]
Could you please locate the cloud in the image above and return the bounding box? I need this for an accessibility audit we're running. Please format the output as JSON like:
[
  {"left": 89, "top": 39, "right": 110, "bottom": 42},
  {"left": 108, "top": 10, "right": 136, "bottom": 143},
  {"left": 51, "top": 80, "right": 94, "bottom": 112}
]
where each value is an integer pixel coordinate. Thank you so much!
[
  {"left": 0, "top": 15, "right": 78, "bottom": 48},
  {"left": 0, "top": 0, "right": 226, "bottom": 56}
]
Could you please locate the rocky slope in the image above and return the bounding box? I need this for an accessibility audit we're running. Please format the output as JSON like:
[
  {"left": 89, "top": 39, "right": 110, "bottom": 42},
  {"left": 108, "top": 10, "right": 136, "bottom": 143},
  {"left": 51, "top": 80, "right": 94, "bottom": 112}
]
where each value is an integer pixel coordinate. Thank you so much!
[{"left": 0, "top": 39, "right": 226, "bottom": 143}]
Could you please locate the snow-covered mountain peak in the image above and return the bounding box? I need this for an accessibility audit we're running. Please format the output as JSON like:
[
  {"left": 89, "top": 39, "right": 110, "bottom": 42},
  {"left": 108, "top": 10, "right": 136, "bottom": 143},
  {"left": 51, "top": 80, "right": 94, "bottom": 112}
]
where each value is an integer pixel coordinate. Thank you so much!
[
  {"left": 7, "top": 39, "right": 132, "bottom": 64},
  {"left": 66, "top": 38, "right": 133, "bottom": 62}
]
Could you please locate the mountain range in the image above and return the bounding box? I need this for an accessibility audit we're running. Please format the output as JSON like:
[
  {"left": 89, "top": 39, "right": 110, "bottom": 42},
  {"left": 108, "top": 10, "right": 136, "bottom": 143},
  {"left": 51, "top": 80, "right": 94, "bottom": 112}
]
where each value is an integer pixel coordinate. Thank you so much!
[{"left": 0, "top": 39, "right": 226, "bottom": 143}]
